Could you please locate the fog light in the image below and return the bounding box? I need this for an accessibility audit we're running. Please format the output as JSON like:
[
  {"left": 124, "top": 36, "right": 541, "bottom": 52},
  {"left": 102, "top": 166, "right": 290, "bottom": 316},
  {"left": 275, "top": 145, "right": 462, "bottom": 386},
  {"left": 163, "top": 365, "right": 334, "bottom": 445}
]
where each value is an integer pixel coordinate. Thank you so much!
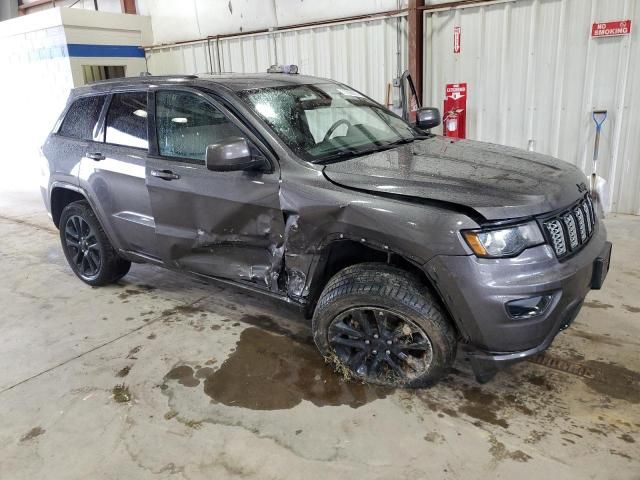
[{"left": 506, "top": 295, "right": 553, "bottom": 319}]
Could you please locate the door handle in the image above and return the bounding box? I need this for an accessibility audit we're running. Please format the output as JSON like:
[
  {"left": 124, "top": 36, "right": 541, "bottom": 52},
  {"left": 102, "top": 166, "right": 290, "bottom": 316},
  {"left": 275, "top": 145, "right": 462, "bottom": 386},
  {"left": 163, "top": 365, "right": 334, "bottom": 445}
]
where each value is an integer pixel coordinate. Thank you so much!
[
  {"left": 151, "top": 169, "right": 181, "bottom": 181},
  {"left": 86, "top": 152, "right": 105, "bottom": 161}
]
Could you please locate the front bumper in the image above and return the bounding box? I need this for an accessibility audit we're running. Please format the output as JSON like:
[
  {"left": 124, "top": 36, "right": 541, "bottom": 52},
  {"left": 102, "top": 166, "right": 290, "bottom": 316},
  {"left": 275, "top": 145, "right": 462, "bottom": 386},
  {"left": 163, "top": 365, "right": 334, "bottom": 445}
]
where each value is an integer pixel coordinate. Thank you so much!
[{"left": 425, "top": 222, "right": 610, "bottom": 381}]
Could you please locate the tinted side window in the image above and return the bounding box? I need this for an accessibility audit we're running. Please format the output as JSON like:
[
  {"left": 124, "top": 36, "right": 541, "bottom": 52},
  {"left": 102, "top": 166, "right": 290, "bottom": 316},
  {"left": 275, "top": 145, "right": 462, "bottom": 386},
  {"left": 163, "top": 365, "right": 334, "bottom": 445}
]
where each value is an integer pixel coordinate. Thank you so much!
[
  {"left": 156, "top": 91, "right": 243, "bottom": 162},
  {"left": 105, "top": 92, "right": 148, "bottom": 149},
  {"left": 58, "top": 95, "right": 105, "bottom": 140}
]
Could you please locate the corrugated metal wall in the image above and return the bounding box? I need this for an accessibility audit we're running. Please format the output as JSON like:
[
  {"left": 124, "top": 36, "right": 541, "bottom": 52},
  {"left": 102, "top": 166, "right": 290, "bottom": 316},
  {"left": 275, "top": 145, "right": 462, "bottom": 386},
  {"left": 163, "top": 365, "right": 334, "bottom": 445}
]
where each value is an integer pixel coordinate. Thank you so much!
[
  {"left": 136, "top": 0, "right": 404, "bottom": 43},
  {"left": 425, "top": 0, "right": 639, "bottom": 214},
  {"left": 145, "top": 15, "right": 408, "bottom": 105}
]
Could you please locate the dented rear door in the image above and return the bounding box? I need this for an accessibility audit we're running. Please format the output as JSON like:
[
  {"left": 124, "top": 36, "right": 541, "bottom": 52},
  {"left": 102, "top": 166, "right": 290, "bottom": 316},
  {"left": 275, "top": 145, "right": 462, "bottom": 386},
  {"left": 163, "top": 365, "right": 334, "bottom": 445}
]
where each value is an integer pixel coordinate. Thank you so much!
[{"left": 145, "top": 88, "right": 284, "bottom": 289}]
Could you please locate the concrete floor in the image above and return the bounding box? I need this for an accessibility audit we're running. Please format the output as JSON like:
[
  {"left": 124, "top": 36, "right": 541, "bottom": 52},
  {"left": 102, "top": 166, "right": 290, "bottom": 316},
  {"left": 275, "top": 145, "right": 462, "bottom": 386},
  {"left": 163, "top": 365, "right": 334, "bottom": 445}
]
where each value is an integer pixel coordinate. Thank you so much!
[{"left": 1, "top": 185, "right": 639, "bottom": 480}]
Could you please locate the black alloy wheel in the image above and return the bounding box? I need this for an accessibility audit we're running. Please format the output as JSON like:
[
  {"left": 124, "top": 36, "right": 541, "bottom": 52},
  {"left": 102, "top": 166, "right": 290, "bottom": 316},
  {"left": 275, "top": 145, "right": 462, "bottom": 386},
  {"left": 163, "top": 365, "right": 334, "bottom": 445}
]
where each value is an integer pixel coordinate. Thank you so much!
[
  {"left": 312, "top": 263, "right": 457, "bottom": 388},
  {"left": 64, "top": 214, "right": 101, "bottom": 279},
  {"left": 58, "top": 200, "right": 131, "bottom": 286},
  {"left": 328, "top": 307, "right": 433, "bottom": 384}
]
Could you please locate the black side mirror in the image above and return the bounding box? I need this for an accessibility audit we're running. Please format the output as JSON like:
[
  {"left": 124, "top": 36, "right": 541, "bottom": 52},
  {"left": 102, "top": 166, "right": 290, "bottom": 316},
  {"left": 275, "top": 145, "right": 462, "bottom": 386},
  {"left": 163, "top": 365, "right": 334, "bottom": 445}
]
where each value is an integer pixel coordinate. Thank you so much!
[
  {"left": 416, "top": 107, "right": 441, "bottom": 130},
  {"left": 205, "top": 137, "right": 267, "bottom": 172}
]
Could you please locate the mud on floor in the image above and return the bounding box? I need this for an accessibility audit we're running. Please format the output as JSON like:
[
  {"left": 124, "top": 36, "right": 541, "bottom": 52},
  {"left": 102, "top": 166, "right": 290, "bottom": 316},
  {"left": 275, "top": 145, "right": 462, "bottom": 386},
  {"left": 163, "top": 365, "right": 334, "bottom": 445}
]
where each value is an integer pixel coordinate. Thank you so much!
[
  {"left": 157, "top": 312, "right": 639, "bottom": 466},
  {"left": 87, "top": 271, "right": 640, "bottom": 467},
  {"left": 164, "top": 327, "right": 389, "bottom": 410}
]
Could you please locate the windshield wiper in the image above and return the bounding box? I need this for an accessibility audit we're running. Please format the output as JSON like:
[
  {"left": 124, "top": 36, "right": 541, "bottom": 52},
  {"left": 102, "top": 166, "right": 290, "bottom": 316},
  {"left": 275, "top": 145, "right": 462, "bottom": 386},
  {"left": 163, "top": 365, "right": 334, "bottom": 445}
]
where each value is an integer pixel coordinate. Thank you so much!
[
  {"left": 313, "top": 146, "right": 385, "bottom": 164},
  {"left": 383, "top": 138, "right": 414, "bottom": 147},
  {"left": 313, "top": 135, "right": 432, "bottom": 164},
  {"left": 383, "top": 134, "right": 432, "bottom": 147}
]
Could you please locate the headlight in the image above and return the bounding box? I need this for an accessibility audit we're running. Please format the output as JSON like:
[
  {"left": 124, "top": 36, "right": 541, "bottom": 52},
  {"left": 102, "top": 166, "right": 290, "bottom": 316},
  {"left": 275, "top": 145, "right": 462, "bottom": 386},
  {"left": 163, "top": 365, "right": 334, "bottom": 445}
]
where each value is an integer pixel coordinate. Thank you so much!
[{"left": 462, "top": 221, "right": 544, "bottom": 258}]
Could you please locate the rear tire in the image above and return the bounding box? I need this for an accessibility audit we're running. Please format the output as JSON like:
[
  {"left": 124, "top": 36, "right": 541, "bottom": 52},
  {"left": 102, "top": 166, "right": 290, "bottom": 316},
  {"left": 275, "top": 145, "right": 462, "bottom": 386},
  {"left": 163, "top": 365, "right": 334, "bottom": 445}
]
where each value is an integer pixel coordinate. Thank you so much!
[
  {"left": 312, "top": 263, "right": 457, "bottom": 388},
  {"left": 59, "top": 200, "right": 131, "bottom": 286}
]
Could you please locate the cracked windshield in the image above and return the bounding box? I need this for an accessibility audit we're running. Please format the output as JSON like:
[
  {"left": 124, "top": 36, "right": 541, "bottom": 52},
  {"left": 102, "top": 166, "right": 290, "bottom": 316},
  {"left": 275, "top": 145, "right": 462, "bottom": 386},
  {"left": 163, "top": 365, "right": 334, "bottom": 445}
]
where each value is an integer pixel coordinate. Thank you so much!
[{"left": 240, "top": 83, "right": 425, "bottom": 163}]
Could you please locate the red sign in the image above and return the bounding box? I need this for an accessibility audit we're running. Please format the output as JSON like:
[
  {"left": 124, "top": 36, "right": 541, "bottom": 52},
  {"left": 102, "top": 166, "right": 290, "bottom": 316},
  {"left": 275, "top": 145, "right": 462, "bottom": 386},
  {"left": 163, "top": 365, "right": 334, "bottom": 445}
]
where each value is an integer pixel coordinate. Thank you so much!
[
  {"left": 454, "top": 26, "right": 461, "bottom": 53},
  {"left": 592, "top": 20, "right": 631, "bottom": 37},
  {"left": 444, "top": 83, "right": 467, "bottom": 139}
]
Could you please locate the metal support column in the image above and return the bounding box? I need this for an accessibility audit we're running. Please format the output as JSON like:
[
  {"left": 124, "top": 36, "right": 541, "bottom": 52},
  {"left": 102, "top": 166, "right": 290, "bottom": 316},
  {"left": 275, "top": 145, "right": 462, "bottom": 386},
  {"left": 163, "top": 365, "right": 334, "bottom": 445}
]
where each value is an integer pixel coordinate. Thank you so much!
[
  {"left": 120, "top": 0, "right": 137, "bottom": 14},
  {"left": 408, "top": 0, "right": 424, "bottom": 103}
]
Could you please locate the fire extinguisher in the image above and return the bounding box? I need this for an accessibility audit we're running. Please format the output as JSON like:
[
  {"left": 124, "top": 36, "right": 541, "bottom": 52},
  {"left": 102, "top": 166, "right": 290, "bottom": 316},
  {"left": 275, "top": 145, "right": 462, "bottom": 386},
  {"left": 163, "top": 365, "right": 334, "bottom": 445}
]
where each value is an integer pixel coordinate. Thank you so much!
[
  {"left": 444, "top": 108, "right": 464, "bottom": 137},
  {"left": 443, "top": 83, "right": 467, "bottom": 139}
]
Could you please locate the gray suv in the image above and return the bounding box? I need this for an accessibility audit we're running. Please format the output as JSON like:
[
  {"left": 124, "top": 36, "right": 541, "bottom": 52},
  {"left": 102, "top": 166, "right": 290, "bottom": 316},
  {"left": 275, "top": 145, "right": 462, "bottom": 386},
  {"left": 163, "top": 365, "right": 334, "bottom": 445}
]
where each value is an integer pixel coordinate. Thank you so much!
[{"left": 42, "top": 72, "right": 612, "bottom": 387}]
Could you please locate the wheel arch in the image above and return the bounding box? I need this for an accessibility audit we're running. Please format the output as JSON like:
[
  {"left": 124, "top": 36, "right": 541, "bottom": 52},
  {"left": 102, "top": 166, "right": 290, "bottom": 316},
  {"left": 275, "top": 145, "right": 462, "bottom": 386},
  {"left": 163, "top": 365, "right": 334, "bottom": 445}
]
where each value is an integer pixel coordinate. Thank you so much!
[
  {"left": 303, "top": 238, "right": 449, "bottom": 323},
  {"left": 50, "top": 185, "right": 87, "bottom": 228}
]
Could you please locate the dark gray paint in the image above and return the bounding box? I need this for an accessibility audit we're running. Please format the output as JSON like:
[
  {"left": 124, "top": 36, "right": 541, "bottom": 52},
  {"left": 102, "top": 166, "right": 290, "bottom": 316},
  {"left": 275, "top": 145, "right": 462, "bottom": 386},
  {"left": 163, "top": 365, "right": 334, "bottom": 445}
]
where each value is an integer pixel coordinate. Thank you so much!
[
  {"left": 145, "top": 153, "right": 284, "bottom": 287},
  {"left": 42, "top": 73, "right": 609, "bottom": 379},
  {"left": 324, "top": 136, "right": 588, "bottom": 220},
  {"left": 80, "top": 142, "right": 157, "bottom": 256},
  {"left": 426, "top": 222, "right": 607, "bottom": 352}
]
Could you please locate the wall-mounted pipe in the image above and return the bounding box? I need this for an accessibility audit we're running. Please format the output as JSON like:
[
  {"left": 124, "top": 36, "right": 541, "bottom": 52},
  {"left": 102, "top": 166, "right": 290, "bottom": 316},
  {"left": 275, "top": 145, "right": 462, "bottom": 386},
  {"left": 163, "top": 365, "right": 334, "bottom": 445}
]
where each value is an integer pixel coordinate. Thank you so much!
[
  {"left": 206, "top": 37, "right": 213, "bottom": 74},
  {"left": 143, "top": 8, "right": 408, "bottom": 51},
  {"left": 420, "top": 0, "right": 515, "bottom": 12},
  {"left": 216, "top": 36, "right": 222, "bottom": 73}
]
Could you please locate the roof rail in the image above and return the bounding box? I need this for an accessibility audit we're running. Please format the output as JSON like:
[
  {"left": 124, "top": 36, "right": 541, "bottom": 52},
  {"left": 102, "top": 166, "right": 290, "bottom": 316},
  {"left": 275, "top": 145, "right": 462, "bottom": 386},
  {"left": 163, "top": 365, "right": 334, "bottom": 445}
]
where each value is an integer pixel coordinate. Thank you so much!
[{"left": 86, "top": 74, "right": 199, "bottom": 85}]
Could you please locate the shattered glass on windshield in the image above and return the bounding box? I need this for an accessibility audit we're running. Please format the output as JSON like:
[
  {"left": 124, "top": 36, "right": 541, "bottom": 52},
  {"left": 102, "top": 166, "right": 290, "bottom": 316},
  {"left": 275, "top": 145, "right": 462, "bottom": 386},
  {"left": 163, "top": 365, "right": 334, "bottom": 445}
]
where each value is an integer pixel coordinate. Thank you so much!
[{"left": 239, "top": 83, "right": 424, "bottom": 163}]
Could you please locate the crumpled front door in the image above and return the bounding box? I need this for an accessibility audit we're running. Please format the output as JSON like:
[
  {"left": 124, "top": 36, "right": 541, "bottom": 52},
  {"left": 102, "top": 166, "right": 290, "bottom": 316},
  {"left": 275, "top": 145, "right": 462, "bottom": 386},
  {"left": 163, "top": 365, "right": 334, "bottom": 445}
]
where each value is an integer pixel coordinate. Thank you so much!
[{"left": 146, "top": 156, "right": 285, "bottom": 290}]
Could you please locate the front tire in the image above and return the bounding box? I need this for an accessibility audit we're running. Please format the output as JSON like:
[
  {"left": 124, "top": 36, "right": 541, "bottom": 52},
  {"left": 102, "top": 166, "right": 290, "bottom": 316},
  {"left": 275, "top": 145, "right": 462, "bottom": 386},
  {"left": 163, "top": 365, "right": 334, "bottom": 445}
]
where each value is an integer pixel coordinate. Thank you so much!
[
  {"left": 59, "top": 200, "right": 131, "bottom": 286},
  {"left": 312, "top": 263, "right": 457, "bottom": 388}
]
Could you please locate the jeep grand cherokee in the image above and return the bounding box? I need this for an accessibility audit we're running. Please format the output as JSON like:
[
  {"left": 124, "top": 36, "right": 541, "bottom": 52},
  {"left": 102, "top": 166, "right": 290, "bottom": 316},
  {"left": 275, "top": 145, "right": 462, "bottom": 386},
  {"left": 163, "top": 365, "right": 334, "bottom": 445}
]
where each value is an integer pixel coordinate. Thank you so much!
[{"left": 41, "top": 71, "right": 612, "bottom": 386}]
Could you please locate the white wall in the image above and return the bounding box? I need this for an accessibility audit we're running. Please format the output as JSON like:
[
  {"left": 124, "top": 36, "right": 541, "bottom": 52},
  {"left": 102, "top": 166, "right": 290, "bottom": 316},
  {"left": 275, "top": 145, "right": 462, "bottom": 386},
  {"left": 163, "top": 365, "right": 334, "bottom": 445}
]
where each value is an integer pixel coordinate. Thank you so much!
[
  {"left": 137, "top": 0, "right": 406, "bottom": 44},
  {"left": 60, "top": 8, "right": 151, "bottom": 85},
  {"left": 0, "top": 9, "right": 72, "bottom": 192},
  {"left": 0, "top": 8, "right": 151, "bottom": 194},
  {"left": 425, "top": 0, "right": 639, "bottom": 215}
]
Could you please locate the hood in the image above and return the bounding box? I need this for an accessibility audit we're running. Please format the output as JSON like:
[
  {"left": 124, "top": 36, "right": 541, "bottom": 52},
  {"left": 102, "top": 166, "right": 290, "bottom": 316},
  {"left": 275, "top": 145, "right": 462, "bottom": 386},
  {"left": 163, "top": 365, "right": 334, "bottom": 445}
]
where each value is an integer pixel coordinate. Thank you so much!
[{"left": 323, "top": 136, "right": 589, "bottom": 220}]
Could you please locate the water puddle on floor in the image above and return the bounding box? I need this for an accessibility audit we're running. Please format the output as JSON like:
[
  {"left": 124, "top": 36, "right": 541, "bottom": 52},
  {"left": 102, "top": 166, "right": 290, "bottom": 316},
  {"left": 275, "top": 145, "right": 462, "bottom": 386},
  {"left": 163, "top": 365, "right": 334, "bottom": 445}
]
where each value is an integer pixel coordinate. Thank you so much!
[{"left": 164, "top": 327, "right": 390, "bottom": 410}]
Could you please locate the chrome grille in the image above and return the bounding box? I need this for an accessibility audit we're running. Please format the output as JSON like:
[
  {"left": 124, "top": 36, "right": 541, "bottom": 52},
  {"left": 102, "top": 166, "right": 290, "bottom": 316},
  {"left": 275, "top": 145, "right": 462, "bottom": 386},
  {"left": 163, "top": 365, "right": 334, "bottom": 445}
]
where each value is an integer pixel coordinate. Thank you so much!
[
  {"left": 574, "top": 207, "right": 587, "bottom": 241},
  {"left": 562, "top": 214, "right": 579, "bottom": 248},
  {"left": 545, "top": 219, "right": 567, "bottom": 256},
  {"left": 543, "top": 196, "right": 596, "bottom": 258},
  {"left": 582, "top": 201, "right": 592, "bottom": 233}
]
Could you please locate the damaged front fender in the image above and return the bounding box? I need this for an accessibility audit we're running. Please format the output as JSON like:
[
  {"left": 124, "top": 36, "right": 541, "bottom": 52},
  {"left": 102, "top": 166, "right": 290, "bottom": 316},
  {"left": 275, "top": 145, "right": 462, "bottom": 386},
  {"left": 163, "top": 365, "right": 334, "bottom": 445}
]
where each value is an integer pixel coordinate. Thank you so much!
[{"left": 275, "top": 163, "right": 479, "bottom": 302}]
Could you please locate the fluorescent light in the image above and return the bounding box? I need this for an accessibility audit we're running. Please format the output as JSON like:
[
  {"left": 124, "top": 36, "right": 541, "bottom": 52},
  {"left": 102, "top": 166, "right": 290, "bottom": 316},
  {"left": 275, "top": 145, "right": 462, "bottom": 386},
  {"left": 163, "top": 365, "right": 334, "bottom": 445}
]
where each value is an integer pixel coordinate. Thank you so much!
[
  {"left": 171, "top": 117, "right": 188, "bottom": 124},
  {"left": 133, "top": 109, "right": 147, "bottom": 118}
]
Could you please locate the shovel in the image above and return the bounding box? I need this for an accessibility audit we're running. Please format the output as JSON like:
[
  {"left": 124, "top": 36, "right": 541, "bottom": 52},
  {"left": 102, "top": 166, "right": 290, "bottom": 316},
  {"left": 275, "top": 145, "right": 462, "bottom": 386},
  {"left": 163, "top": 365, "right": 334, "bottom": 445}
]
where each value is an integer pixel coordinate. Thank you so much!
[{"left": 590, "top": 110, "right": 609, "bottom": 214}]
